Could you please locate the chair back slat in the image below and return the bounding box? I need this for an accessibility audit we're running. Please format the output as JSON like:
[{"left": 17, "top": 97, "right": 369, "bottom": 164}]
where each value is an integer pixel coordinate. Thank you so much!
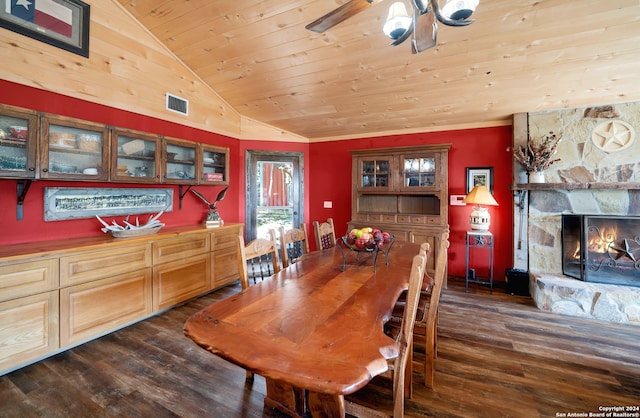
[
  {"left": 238, "top": 230, "right": 280, "bottom": 290},
  {"left": 313, "top": 218, "right": 336, "bottom": 250},
  {"left": 279, "top": 224, "right": 310, "bottom": 268}
]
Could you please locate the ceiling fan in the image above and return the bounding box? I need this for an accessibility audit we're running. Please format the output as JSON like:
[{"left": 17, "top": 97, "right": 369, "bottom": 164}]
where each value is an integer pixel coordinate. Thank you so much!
[{"left": 305, "top": 0, "right": 478, "bottom": 54}]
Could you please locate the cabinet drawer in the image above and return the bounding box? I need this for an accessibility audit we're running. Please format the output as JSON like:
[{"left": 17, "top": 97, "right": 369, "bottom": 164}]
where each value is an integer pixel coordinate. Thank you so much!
[
  {"left": 397, "top": 215, "right": 410, "bottom": 224},
  {"left": 212, "top": 230, "right": 241, "bottom": 251},
  {"left": 0, "top": 259, "right": 59, "bottom": 302},
  {"left": 60, "top": 269, "right": 152, "bottom": 347},
  {"left": 0, "top": 291, "right": 59, "bottom": 371},
  {"left": 382, "top": 215, "right": 396, "bottom": 223},
  {"left": 426, "top": 216, "right": 440, "bottom": 225},
  {"left": 153, "top": 253, "right": 211, "bottom": 311},
  {"left": 352, "top": 213, "right": 368, "bottom": 222},
  {"left": 153, "top": 234, "right": 210, "bottom": 265},
  {"left": 60, "top": 243, "right": 151, "bottom": 287},
  {"left": 410, "top": 216, "right": 426, "bottom": 224}
]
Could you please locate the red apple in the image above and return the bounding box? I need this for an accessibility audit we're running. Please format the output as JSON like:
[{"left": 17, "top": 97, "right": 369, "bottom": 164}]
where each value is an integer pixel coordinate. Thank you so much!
[
  {"left": 355, "top": 238, "right": 367, "bottom": 249},
  {"left": 382, "top": 232, "right": 391, "bottom": 243}
]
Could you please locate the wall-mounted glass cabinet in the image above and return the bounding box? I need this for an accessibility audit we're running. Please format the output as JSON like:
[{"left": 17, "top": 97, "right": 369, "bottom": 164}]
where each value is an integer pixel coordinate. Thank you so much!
[
  {"left": 163, "top": 137, "right": 197, "bottom": 184},
  {"left": 201, "top": 144, "right": 229, "bottom": 185},
  {"left": 0, "top": 104, "right": 39, "bottom": 179},
  {"left": 111, "top": 128, "right": 161, "bottom": 183},
  {"left": 41, "top": 115, "right": 109, "bottom": 181}
]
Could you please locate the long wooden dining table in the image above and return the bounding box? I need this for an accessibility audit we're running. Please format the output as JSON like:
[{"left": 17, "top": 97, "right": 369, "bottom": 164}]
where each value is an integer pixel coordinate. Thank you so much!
[{"left": 184, "top": 240, "right": 420, "bottom": 417}]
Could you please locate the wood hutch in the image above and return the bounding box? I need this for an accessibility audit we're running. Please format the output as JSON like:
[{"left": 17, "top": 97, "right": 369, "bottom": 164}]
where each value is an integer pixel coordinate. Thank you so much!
[{"left": 348, "top": 145, "right": 450, "bottom": 273}]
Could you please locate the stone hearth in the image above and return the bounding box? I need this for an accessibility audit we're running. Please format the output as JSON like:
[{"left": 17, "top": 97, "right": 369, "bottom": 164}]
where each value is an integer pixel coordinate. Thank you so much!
[{"left": 530, "top": 273, "right": 640, "bottom": 325}]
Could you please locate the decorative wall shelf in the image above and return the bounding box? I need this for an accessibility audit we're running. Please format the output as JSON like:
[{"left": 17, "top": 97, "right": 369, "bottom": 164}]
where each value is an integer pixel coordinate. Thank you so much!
[{"left": 512, "top": 183, "right": 640, "bottom": 191}]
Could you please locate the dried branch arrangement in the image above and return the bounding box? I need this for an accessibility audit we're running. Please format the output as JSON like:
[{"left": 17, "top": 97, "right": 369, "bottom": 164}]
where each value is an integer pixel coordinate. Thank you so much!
[{"left": 514, "top": 131, "right": 561, "bottom": 173}]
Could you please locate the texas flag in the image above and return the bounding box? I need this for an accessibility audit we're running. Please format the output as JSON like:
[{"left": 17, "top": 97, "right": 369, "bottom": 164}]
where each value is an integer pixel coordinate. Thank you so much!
[{"left": 7, "top": 0, "right": 73, "bottom": 38}]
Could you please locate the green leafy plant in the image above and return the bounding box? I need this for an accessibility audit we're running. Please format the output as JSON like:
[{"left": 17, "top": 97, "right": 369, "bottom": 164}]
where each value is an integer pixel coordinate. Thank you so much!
[{"left": 514, "top": 131, "right": 561, "bottom": 173}]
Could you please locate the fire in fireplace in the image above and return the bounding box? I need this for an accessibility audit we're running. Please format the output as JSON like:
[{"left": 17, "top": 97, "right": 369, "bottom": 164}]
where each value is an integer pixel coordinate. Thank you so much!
[{"left": 562, "top": 214, "right": 640, "bottom": 287}]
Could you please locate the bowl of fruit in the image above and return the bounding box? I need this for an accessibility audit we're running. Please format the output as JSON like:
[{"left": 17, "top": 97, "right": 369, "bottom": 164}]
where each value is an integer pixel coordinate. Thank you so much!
[
  {"left": 342, "top": 227, "right": 393, "bottom": 251},
  {"left": 338, "top": 227, "right": 395, "bottom": 271}
]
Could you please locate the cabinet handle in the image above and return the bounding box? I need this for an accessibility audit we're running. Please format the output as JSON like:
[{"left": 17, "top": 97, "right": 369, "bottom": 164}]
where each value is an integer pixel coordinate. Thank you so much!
[
  {"left": 28, "top": 167, "right": 35, "bottom": 171},
  {"left": 42, "top": 168, "right": 48, "bottom": 172}
]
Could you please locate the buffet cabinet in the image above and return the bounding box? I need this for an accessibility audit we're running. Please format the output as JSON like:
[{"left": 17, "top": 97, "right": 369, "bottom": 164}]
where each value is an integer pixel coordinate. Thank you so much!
[
  {"left": 0, "top": 224, "right": 242, "bottom": 375},
  {"left": 348, "top": 145, "right": 450, "bottom": 274},
  {"left": 0, "top": 103, "right": 229, "bottom": 185}
]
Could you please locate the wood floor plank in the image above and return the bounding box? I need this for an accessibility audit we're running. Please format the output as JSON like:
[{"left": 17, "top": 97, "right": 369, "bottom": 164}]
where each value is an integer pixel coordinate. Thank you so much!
[{"left": 1, "top": 278, "right": 638, "bottom": 417}]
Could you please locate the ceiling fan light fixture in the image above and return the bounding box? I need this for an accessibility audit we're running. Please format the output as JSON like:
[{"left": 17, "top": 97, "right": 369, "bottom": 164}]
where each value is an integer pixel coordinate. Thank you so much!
[
  {"left": 441, "top": 0, "right": 479, "bottom": 21},
  {"left": 383, "top": 2, "right": 412, "bottom": 40}
]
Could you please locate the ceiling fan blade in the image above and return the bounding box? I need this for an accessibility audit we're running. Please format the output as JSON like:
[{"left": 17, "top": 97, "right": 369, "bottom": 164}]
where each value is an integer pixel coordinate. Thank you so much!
[
  {"left": 305, "top": 0, "right": 379, "bottom": 33},
  {"left": 411, "top": 9, "right": 437, "bottom": 53}
]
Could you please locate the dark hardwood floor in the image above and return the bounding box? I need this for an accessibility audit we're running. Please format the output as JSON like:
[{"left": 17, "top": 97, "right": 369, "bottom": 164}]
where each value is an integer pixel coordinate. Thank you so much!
[{"left": 1, "top": 278, "right": 638, "bottom": 417}]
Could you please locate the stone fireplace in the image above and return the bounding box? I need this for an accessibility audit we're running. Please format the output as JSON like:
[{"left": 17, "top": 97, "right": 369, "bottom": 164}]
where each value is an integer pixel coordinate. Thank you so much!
[{"left": 512, "top": 103, "right": 640, "bottom": 325}]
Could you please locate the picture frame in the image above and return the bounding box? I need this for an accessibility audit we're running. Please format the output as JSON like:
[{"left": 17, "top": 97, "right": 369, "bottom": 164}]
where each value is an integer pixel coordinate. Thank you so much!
[
  {"left": 466, "top": 167, "right": 494, "bottom": 194},
  {"left": 44, "top": 187, "right": 173, "bottom": 221},
  {"left": 0, "top": 0, "right": 90, "bottom": 57}
]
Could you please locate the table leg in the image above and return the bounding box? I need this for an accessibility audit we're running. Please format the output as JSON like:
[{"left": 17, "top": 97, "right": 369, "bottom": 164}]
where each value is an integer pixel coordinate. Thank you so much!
[{"left": 265, "top": 378, "right": 345, "bottom": 417}]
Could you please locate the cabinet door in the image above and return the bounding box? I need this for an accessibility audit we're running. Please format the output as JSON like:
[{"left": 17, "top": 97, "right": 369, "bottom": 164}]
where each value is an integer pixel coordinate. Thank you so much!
[
  {"left": 60, "top": 270, "right": 152, "bottom": 346},
  {"left": 200, "top": 144, "right": 229, "bottom": 185},
  {"left": 0, "top": 104, "right": 39, "bottom": 179},
  {"left": 400, "top": 153, "right": 441, "bottom": 192},
  {"left": 0, "top": 291, "right": 59, "bottom": 372},
  {"left": 163, "top": 137, "right": 198, "bottom": 184},
  {"left": 111, "top": 128, "right": 161, "bottom": 183},
  {"left": 355, "top": 156, "right": 393, "bottom": 191},
  {"left": 41, "top": 114, "right": 109, "bottom": 181},
  {"left": 153, "top": 253, "right": 211, "bottom": 310},
  {"left": 211, "top": 227, "right": 241, "bottom": 288}
]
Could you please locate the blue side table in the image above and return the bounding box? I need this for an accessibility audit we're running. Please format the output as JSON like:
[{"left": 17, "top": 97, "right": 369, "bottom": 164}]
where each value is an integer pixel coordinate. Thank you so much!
[{"left": 465, "top": 231, "right": 494, "bottom": 294}]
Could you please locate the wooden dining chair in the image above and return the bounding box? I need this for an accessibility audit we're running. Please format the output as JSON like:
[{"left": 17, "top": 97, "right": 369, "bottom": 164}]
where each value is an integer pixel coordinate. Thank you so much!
[
  {"left": 386, "top": 229, "right": 450, "bottom": 390},
  {"left": 237, "top": 230, "right": 280, "bottom": 381},
  {"left": 312, "top": 217, "right": 336, "bottom": 250},
  {"left": 237, "top": 230, "right": 281, "bottom": 291},
  {"left": 345, "top": 251, "right": 427, "bottom": 418},
  {"left": 278, "top": 224, "right": 310, "bottom": 268}
]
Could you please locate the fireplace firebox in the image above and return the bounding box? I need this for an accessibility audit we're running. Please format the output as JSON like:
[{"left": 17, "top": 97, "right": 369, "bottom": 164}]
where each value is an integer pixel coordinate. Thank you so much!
[{"left": 562, "top": 215, "right": 640, "bottom": 287}]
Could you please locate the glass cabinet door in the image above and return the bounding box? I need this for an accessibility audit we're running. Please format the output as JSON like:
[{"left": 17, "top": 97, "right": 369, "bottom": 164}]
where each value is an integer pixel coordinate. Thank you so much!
[
  {"left": 200, "top": 145, "right": 229, "bottom": 185},
  {"left": 400, "top": 154, "right": 440, "bottom": 191},
  {"left": 358, "top": 157, "right": 391, "bottom": 190},
  {"left": 111, "top": 129, "right": 161, "bottom": 183},
  {"left": 163, "top": 137, "right": 197, "bottom": 184},
  {"left": 0, "top": 104, "right": 38, "bottom": 179},
  {"left": 41, "top": 115, "right": 109, "bottom": 181}
]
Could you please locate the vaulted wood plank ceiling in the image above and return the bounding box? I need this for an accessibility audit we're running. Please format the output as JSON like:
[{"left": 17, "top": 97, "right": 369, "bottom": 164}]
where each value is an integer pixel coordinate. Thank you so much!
[{"left": 116, "top": 0, "right": 640, "bottom": 140}]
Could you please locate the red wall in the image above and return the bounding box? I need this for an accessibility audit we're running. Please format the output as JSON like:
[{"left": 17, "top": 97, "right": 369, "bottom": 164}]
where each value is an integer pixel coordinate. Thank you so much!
[
  {"left": 307, "top": 130, "right": 514, "bottom": 280},
  {"left": 0, "top": 80, "right": 241, "bottom": 245},
  {"left": 0, "top": 80, "right": 513, "bottom": 281}
]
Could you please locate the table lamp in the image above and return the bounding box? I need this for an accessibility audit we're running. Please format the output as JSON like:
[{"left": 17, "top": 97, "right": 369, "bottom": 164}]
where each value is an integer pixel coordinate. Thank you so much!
[{"left": 463, "top": 185, "right": 498, "bottom": 231}]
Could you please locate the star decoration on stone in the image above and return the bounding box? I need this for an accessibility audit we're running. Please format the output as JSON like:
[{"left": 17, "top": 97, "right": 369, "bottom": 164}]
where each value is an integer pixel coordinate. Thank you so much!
[
  {"left": 592, "top": 120, "right": 636, "bottom": 152},
  {"left": 609, "top": 239, "right": 638, "bottom": 263}
]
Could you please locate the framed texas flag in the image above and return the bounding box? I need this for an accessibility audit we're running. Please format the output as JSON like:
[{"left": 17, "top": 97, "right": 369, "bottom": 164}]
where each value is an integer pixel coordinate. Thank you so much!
[{"left": 0, "top": 0, "right": 89, "bottom": 57}]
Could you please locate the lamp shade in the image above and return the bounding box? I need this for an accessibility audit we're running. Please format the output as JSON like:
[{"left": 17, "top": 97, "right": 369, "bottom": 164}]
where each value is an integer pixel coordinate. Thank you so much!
[
  {"left": 464, "top": 185, "right": 498, "bottom": 206},
  {"left": 464, "top": 185, "right": 498, "bottom": 231},
  {"left": 383, "top": 2, "right": 412, "bottom": 40}
]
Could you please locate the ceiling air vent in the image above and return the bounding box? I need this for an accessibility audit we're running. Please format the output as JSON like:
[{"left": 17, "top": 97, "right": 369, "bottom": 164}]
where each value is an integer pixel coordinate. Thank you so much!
[{"left": 166, "top": 93, "right": 189, "bottom": 115}]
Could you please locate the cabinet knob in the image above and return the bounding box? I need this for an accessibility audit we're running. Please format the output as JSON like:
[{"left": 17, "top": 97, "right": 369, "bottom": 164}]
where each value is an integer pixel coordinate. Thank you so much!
[
  {"left": 28, "top": 167, "right": 35, "bottom": 172},
  {"left": 42, "top": 168, "right": 48, "bottom": 172}
]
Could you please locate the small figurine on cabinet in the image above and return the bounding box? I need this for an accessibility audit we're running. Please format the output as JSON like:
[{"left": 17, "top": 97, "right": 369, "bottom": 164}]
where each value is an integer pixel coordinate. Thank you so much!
[{"left": 191, "top": 186, "right": 228, "bottom": 228}]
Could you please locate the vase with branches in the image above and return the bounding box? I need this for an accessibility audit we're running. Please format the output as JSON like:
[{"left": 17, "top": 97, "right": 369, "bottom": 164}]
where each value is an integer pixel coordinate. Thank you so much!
[{"left": 514, "top": 131, "right": 561, "bottom": 174}]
